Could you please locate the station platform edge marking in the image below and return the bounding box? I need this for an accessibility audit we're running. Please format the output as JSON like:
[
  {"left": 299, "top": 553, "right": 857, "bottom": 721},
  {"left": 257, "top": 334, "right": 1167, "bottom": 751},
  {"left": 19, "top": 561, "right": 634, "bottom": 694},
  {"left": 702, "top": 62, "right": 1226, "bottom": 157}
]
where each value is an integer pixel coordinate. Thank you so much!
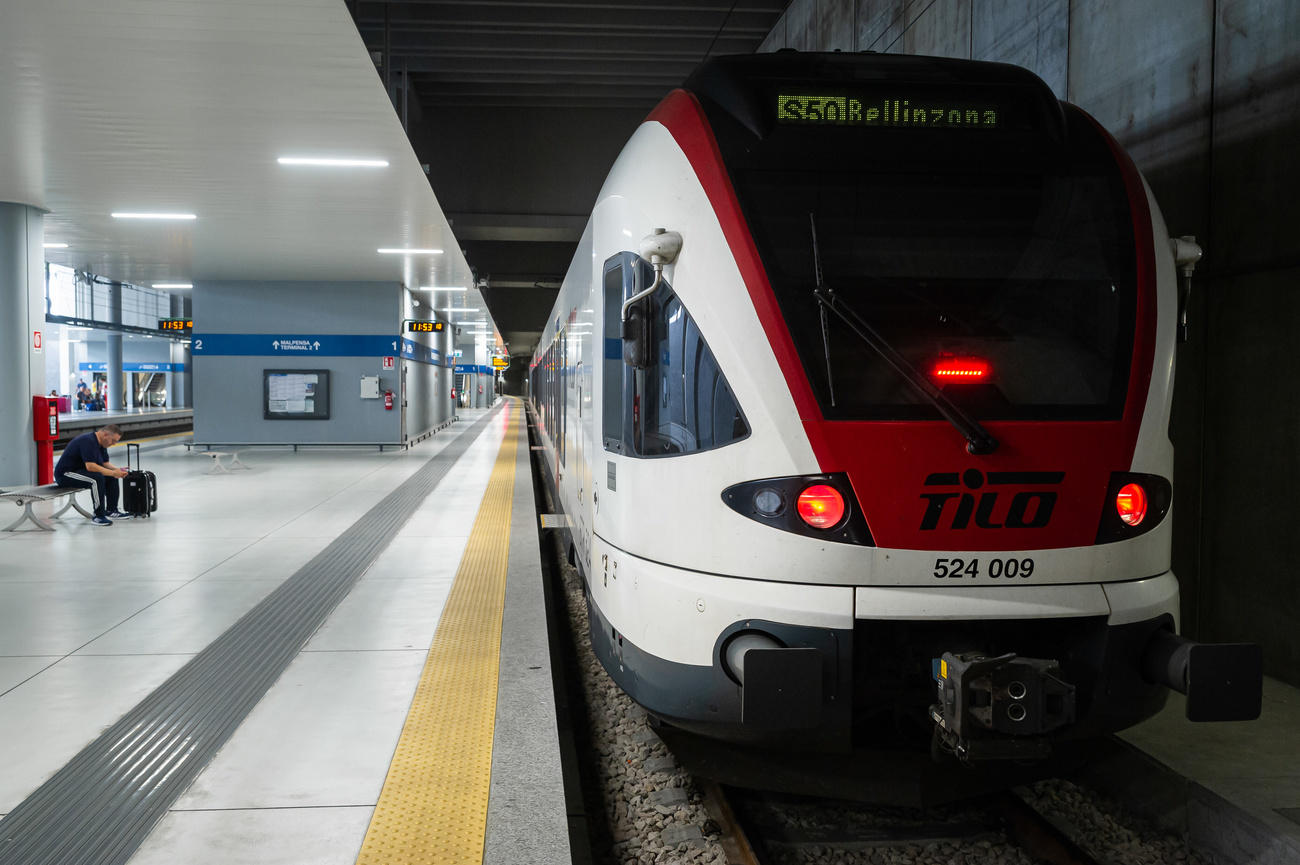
[{"left": 355, "top": 403, "right": 521, "bottom": 865}]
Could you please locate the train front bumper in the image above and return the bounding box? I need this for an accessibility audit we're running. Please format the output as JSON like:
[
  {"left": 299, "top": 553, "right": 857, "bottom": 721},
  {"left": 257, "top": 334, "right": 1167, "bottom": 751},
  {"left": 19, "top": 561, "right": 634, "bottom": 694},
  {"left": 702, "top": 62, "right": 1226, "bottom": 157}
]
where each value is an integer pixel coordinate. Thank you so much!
[{"left": 586, "top": 568, "right": 1215, "bottom": 750}]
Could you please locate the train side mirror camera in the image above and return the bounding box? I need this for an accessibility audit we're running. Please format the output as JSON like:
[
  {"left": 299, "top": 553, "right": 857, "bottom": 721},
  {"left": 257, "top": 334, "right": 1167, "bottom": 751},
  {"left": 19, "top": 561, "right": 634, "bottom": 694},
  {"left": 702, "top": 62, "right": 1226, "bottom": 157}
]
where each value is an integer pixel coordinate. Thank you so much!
[{"left": 621, "top": 228, "right": 683, "bottom": 369}]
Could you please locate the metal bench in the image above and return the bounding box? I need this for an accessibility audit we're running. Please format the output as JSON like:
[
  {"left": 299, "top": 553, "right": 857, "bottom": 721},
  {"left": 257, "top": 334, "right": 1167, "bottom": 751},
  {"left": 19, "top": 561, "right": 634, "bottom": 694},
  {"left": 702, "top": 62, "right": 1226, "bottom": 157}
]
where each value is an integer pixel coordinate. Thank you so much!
[
  {"left": 199, "top": 450, "right": 249, "bottom": 474},
  {"left": 0, "top": 484, "right": 96, "bottom": 532}
]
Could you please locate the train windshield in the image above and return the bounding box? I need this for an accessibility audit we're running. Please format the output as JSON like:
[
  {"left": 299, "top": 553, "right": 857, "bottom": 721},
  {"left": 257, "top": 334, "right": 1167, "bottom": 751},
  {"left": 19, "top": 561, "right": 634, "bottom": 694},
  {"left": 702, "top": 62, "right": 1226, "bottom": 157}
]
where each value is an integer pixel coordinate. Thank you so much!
[{"left": 700, "top": 71, "right": 1138, "bottom": 422}]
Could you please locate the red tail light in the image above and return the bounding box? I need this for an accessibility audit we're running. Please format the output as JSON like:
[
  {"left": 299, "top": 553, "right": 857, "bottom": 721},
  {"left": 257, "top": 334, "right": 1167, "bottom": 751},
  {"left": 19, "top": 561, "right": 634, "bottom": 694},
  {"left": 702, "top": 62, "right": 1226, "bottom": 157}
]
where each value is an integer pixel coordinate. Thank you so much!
[
  {"left": 1116, "top": 483, "right": 1148, "bottom": 526},
  {"left": 930, "top": 356, "right": 991, "bottom": 382},
  {"left": 797, "top": 484, "right": 845, "bottom": 529}
]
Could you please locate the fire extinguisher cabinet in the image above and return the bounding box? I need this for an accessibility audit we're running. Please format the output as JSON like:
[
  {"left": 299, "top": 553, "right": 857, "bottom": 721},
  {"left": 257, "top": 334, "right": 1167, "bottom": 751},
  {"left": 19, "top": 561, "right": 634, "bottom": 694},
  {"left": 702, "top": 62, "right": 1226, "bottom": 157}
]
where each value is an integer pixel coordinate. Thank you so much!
[{"left": 32, "top": 395, "right": 59, "bottom": 485}]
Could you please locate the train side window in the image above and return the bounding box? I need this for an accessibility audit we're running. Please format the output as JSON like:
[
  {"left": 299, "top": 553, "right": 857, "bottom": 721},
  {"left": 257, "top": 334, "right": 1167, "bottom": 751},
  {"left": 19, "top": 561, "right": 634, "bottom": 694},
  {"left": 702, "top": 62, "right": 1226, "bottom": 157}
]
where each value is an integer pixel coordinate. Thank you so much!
[
  {"left": 603, "top": 252, "right": 749, "bottom": 457},
  {"left": 634, "top": 287, "right": 749, "bottom": 456}
]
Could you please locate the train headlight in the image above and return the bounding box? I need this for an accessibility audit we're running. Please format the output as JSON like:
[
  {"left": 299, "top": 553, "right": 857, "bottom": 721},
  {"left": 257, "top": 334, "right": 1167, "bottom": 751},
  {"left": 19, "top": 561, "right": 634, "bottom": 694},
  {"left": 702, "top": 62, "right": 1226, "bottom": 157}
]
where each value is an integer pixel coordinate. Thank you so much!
[
  {"left": 797, "top": 485, "right": 845, "bottom": 529},
  {"left": 1094, "top": 473, "right": 1170, "bottom": 544},
  {"left": 1116, "top": 482, "right": 1148, "bottom": 526},
  {"left": 722, "top": 474, "right": 874, "bottom": 546},
  {"left": 753, "top": 488, "right": 784, "bottom": 517}
]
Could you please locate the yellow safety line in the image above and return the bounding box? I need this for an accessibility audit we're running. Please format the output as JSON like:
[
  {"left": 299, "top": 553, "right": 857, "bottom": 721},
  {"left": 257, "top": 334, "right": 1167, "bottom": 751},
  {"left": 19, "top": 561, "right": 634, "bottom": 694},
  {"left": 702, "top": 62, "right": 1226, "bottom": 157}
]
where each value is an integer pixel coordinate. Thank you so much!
[{"left": 355, "top": 402, "right": 520, "bottom": 865}]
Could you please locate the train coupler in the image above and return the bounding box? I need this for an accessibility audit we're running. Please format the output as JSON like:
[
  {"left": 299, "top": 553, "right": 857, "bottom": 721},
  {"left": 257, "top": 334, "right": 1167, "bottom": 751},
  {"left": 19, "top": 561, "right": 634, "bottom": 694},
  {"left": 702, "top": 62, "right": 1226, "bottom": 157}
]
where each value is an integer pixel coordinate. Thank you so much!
[{"left": 928, "top": 651, "right": 1076, "bottom": 762}]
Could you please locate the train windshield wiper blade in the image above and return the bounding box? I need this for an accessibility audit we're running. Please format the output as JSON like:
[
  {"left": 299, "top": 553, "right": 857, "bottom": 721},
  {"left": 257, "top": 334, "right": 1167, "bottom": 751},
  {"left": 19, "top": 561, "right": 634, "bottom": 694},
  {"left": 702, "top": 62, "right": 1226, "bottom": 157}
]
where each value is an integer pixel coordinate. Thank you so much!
[{"left": 813, "top": 288, "right": 998, "bottom": 455}]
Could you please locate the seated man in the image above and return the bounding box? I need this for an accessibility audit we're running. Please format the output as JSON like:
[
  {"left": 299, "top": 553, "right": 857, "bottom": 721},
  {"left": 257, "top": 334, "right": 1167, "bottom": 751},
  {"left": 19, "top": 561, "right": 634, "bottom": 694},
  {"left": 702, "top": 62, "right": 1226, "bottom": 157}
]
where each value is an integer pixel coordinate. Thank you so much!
[{"left": 55, "top": 424, "right": 132, "bottom": 526}]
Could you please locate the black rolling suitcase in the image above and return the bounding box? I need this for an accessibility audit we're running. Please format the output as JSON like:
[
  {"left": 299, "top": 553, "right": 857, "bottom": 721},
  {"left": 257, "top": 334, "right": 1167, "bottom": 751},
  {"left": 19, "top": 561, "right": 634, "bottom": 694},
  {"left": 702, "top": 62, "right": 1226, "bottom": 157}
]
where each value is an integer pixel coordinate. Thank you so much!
[{"left": 122, "top": 443, "right": 157, "bottom": 518}]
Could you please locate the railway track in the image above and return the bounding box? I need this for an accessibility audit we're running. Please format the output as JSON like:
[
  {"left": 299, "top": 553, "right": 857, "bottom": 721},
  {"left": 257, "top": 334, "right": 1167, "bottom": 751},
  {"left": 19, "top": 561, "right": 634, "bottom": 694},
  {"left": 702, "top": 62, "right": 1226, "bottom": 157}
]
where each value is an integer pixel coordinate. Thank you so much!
[{"left": 703, "top": 781, "right": 1102, "bottom": 865}]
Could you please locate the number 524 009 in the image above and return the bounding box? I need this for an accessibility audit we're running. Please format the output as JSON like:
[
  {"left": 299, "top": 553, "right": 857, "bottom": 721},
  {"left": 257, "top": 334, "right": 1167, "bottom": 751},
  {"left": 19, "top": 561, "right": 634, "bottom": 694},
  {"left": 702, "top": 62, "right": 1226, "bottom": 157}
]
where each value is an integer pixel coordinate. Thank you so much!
[{"left": 933, "top": 557, "right": 1035, "bottom": 579}]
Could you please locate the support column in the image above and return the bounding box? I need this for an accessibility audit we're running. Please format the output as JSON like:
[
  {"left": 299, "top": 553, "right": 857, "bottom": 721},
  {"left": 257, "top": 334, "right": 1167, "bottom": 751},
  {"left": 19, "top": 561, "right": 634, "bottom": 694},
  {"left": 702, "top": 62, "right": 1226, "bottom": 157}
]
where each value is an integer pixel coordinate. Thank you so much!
[
  {"left": 0, "top": 203, "right": 46, "bottom": 485},
  {"left": 166, "top": 292, "right": 192, "bottom": 408},
  {"left": 107, "top": 281, "right": 124, "bottom": 409}
]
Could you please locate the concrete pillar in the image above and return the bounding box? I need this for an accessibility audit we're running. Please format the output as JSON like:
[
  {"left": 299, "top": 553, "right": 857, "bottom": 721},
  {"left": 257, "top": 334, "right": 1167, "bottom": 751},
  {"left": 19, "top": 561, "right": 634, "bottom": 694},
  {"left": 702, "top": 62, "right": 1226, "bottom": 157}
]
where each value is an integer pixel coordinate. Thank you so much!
[
  {"left": 166, "top": 293, "right": 192, "bottom": 408},
  {"left": 0, "top": 202, "right": 46, "bottom": 485},
  {"left": 107, "top": 282, "right": 124, "bottom": 409}
]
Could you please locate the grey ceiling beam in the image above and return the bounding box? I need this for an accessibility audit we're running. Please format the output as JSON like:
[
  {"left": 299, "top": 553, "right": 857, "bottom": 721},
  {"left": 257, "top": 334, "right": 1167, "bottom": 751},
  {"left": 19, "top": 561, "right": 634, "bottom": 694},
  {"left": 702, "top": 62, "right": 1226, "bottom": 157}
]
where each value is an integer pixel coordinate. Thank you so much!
[
  {"left": 449, "top": 212, "right": 587, "bottom": 243},
  {"left": 369, "top": 56, "right": 697, "bottom": 78}
]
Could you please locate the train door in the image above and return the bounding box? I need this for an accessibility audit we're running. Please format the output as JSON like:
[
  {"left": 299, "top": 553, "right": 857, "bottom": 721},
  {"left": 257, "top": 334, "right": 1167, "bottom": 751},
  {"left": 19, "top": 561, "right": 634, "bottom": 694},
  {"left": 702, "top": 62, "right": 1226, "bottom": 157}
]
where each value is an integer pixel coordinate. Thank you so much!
[{"left": 594, "top": 253, "right": 639, "bottom": 544}]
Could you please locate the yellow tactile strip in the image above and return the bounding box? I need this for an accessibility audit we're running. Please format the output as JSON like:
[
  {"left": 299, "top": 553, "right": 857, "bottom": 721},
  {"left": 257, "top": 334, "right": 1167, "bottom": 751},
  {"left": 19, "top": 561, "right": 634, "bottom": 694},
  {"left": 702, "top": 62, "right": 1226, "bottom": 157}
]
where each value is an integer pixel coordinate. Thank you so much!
[{"left": 356, "top": 404, "right": 520, "bottom": 865}]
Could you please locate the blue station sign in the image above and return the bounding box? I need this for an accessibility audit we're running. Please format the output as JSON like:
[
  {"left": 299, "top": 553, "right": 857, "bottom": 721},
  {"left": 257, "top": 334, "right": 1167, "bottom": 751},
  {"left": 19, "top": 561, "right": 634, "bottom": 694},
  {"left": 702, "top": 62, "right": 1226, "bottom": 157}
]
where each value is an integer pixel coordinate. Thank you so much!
[
  {"left": 191, "top": 333, "right": 450, "bottom": 367},
  {"left": 80, "top": 362, "right": 187, "bottom": 372}
]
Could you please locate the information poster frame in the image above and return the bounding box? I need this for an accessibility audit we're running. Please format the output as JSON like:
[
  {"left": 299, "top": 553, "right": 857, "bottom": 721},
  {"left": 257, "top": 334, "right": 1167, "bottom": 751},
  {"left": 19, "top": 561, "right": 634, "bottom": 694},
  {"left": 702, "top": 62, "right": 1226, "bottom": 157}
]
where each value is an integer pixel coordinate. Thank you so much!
[{"left": 263, "top": 368, "right": 331, "bottom": 420}]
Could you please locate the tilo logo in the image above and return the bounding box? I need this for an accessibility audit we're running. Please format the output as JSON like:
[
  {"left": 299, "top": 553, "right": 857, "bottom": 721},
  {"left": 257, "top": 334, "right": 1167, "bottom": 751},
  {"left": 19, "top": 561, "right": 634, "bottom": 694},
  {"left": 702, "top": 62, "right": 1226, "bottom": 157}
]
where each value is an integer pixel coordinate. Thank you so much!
[{"left": 919, "top": 470, "right": 1063, "bottom": 530}]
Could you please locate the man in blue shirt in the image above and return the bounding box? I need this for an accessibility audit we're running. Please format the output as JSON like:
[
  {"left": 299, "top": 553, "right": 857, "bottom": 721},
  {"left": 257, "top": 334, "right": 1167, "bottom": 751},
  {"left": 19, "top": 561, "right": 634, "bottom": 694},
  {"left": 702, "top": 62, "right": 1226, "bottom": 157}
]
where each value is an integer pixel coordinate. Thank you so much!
[{"left": 55, "top": 424, "right": 131, "bottom": 526}]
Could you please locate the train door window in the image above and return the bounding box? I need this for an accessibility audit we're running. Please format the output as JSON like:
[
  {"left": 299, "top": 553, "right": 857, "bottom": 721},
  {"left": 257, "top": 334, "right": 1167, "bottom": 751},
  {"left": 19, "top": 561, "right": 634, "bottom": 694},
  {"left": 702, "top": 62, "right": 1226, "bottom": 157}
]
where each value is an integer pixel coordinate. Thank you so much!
[
  {"left": 602, "top": 257, "right": 632, "bottom": 453},
  {"left": 602, "top": 251, "right": 749, "bottom": 457},
  {"left": 559, "top": 328, "right": 566, "bottom": 467}
]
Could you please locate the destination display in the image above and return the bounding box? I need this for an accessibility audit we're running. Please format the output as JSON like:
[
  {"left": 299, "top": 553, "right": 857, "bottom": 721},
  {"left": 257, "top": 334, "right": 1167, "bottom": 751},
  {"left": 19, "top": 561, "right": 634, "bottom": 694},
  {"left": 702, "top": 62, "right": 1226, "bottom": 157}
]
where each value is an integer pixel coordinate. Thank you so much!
[
  {"left": 158, "top": 318, "right": 193, "bottom": 334},
  {"left": 406, "top": 320, "right": 444, "bottom": 333},
  {"left": 776, "top": 93, "right": 1000, "bottom": 129}
]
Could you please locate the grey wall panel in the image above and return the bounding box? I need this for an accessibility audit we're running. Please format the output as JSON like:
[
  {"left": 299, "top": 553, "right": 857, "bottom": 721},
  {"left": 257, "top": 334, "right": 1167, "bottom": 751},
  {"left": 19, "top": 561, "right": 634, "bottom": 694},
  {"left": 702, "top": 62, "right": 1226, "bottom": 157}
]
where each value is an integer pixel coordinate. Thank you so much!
[
  {"left": 786, "top": 0, "right": 818, "bottom": 51},
  {"left": 904, "top": 0, "right": 972, "bottom": 59},
  {"left": 1197, "top": 0, "right": 1300, "bottom": 678},
  {"left": 856, "top": 0, "right": 907, "bottom": 53},
  {"left": 758, "top": 11, "right": 788, "bottom": 51},
  {"left": 1210, "top": 0, "right": 1300, "bottom": 273},
  {"left": 819, "top": 0, "right": 856, "bottom": 52},
  {"left": 193, "top": 281, "right": 402, "bottom": 444},
  {"left": 1197, "top": 266, "right": 1300, "bottom": 669},
  {"left": 1067, "top": 0, "right": 1215, "bottom": 178},
  {"left": 972, "top": 0, "right": 1068, "bottom": 98}
]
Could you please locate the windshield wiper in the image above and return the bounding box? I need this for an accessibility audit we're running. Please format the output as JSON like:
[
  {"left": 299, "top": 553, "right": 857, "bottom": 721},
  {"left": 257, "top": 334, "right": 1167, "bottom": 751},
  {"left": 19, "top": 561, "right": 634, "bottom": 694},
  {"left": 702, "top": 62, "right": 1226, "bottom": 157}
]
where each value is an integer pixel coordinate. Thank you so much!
[
  {"left": 806, "top": 214, "right": 997, "bottom": 455},
  {"left": 810, "top": 214, "right": 837, "bottom": 408},
  {"left": 814, "top": 288, "right": 999, "bottom": 454}
]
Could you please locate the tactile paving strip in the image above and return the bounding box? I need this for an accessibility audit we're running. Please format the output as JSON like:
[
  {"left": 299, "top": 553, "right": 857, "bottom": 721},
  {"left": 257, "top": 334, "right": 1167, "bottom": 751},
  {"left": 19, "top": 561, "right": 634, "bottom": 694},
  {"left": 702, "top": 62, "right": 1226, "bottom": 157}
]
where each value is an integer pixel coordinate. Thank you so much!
[
  {"left": 355, "top": 404, "right": 521, "bottom": 865},
  {"left": 0, "top": 406, "right": 506, "bottom": 865}
]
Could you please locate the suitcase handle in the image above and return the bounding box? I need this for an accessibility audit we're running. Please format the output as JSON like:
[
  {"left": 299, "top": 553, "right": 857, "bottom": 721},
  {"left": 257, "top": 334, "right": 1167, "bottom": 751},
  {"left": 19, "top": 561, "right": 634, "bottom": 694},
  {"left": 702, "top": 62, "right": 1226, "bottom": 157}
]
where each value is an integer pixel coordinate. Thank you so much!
[{"left": 127, "top": 442, "right": 141, "bottom": 471}]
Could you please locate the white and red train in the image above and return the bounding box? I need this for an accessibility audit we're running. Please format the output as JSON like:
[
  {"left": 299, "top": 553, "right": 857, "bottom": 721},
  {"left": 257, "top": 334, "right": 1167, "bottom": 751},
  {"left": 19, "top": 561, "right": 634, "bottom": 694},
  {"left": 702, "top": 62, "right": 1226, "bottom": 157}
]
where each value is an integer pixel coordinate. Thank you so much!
[{"left": 528, "top": 52, "right": 1259, "bottom": 764}]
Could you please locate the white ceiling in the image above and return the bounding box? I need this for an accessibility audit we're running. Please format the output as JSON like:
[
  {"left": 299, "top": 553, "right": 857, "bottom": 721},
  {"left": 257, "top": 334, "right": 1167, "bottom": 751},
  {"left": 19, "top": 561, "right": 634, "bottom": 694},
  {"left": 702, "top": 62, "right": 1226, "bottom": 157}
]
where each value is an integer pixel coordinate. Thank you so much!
[{"left": 0, "top": 0, "right": 496, "bottom": 337}]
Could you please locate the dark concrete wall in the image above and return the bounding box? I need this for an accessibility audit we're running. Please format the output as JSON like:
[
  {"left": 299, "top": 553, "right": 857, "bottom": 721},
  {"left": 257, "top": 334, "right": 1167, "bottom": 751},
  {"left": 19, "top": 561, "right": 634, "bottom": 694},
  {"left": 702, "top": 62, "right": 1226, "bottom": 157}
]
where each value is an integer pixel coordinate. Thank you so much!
[{"left": 759, "top": 0, "right": 1300, "bottom": 684}]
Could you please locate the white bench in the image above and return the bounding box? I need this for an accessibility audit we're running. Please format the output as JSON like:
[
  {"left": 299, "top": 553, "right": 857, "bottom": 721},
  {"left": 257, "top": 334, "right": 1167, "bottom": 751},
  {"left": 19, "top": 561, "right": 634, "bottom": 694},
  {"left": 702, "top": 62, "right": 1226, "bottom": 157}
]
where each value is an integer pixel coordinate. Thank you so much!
[
  {"left": 199, "top": 450, "right": 249, "bottom": 474},
  {"left": 0, "top": 485, "right": 96, "bottom": 532}
]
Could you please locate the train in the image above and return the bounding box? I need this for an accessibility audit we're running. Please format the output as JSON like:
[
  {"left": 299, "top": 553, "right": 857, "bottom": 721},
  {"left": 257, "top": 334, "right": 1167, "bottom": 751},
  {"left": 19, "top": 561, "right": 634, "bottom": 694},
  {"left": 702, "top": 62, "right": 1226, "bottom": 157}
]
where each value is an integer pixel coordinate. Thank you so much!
[{"left": 527, "top": 51, "right": 1261, "bottom": 772}]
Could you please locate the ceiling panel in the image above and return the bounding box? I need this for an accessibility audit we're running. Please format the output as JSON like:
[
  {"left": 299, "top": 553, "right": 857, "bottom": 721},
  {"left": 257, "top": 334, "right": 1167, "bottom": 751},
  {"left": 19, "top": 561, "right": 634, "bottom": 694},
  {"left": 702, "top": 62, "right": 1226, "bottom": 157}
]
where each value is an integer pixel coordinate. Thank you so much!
[{"left": 0, "top": 0, "right": 489, "bottom": 335}]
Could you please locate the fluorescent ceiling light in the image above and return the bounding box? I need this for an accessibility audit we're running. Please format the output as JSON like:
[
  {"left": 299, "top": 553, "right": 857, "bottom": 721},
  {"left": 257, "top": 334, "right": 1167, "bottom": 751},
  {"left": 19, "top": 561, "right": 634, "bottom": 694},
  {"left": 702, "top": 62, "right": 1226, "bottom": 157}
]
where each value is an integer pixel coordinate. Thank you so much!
[
  {"left": 442, "top": 307, "right": 480, "bottom": 313},
  {"left": 154, "top": 283, "right": 193, "bottom": 289},
  {"left": 378, "top": 248, "right": 442, "bottom": 255},
  {"left": 112, "top": 212, "right": 197, "bottom": 220},
  {"left": 43, "top": 242, "right": 68, "bottom": 249},
  {"left": 277, "top": 156, "right": 389, "bottom": 168},
  {"left": 419, "top": 286, "right": 466, "bottom": 291}
]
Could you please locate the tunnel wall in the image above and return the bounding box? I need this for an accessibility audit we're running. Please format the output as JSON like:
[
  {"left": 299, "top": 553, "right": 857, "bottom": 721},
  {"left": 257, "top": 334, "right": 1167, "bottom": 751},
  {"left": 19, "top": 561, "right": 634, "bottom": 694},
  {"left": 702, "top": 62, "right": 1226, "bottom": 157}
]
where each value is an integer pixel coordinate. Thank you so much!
[{"left": 759, "top": 0, "right": 1300, "bottom": 684}]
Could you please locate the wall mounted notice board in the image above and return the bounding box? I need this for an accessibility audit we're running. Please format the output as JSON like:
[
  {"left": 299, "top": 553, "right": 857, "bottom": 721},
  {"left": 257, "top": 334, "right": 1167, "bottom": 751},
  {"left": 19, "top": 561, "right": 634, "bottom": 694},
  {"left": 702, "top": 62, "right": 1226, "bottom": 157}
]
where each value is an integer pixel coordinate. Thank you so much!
[{"left": 263, "top": 369, "right": 331, "bottom": 419}]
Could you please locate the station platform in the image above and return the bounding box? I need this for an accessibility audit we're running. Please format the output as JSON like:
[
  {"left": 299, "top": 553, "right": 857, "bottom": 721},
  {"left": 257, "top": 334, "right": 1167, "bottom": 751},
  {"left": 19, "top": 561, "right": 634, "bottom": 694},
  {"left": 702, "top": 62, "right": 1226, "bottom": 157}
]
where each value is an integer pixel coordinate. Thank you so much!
[
  {"left": 1079, "top": 674, "right": 1300, "bottom": 865},
  {"left": 0, "top": 398, "right": 570, "bottom": 865}
]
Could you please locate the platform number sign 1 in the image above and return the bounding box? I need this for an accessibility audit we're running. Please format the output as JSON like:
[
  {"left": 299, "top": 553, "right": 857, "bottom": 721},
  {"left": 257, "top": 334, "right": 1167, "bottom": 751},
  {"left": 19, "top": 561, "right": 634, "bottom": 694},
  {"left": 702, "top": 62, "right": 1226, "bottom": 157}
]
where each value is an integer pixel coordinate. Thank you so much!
[{"left": 382, "top": 356, "right": 395, "bottom": 370}]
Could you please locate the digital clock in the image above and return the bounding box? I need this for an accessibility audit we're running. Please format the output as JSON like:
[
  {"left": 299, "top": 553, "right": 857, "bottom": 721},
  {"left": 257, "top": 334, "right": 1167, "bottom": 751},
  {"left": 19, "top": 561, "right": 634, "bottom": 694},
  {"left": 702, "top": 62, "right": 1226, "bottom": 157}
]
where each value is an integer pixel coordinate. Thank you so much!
[
  {"left": 406, "top": 320, "right": 444, "bottom": 333},
  {"left": 158, "top": 318, "right": 193, "bottom": 334}
]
